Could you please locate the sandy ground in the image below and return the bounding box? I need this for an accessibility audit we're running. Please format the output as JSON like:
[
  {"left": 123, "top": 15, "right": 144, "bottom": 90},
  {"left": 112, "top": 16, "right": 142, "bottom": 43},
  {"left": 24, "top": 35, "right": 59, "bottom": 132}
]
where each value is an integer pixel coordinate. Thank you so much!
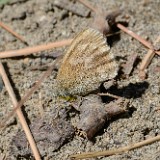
[{"left": 0, "top": 0, "right": 160, "bottom": 159}]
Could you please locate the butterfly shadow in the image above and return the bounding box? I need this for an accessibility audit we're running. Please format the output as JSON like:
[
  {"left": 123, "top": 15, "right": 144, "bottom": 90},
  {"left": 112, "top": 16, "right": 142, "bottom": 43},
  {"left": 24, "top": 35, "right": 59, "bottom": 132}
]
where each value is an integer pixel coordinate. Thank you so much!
[{"left": 107, "top": 21, "right": 128, "bottom": 47}]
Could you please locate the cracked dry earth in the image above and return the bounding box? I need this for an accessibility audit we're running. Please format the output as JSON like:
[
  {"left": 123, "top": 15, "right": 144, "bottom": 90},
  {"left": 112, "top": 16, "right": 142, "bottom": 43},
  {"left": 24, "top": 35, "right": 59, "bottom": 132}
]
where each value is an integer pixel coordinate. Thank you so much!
[{"left": 0, "top": 0, "right": 160, "bottom": 160}]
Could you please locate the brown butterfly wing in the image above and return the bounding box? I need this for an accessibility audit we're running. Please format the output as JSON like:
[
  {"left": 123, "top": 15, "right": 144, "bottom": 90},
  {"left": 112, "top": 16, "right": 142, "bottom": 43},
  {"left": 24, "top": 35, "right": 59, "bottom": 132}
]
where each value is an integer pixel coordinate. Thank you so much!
[{"left": 56, "top": 28, "right": 118, "bottom": 96}]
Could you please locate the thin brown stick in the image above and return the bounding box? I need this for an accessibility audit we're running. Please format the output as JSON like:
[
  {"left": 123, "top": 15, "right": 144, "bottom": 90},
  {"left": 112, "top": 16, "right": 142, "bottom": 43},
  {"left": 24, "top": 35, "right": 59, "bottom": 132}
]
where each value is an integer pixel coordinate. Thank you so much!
[
  {"left": 77, "top": 0, "right": 97, "bottom": 13},
  {"left": 117, "top": 23, "right": 160, "bottom": 56},
  {"left": 0, "top": 63, "right": 55, "bottom": 129},
  {"left": 0, "top": 62, "right": 41, "bottom": 160},
  {"left": 0, "top": 39, "right": 72, "bottom": 59},
  {"left": 98, "top": 92, "right": 121, "bottom": 99},
  {"left": 0, "top": 21, "right": 28, "bottom": 45},
  {"left": 139, "top": 35, "right": 160, "bottom": 71},
  {"left": 70, "top": 134, "right": 160, "bottom": 159}
]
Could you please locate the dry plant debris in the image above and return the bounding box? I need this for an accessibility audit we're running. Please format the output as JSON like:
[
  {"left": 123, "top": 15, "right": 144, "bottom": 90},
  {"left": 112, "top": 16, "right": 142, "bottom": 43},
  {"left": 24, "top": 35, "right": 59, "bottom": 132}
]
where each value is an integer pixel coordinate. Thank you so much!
[
  {"left": 76, "top": 95, "right": 128, "bottom": 139},
  {"left": 0, "top": 39, "right": 72, "bottom": 58},
  {"left": 0, "top": 21, "right": 28, "bottom": 45},
  {"left": 71, "top": 134, "right": 160, "bottom": 159},
  {"left": 10, "top": 95, "right": 128, "bottom": 158},
  {"left": 10, "top": 106, "right": 74, "bottom": 159},
  {"left": 122, "top": 53, "right": 138, "bottom": 76},
  {"left": 139, "top": 35, "right": 160, "bottom": 79}
]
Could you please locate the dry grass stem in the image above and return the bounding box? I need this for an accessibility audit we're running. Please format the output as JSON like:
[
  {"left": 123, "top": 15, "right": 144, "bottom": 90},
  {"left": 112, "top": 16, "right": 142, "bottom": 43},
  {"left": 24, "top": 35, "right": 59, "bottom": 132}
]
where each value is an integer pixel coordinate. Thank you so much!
[
  {"left": 0, "top": 39, "right": 72, "bottom": 59},
  {"left": 0, "top": 21, "right": 28, "bottom": 45},
  {"left": 77, "top": 0, "right": 97, "bottom": 13},
  {"left": 98, "top": 92, "right": 121, "bottom": 99},
  {"left": 117, "top": 23, "right": 160, "bottom": 56},
  {"left": 139, "top": 35, "right": 160, "bottom": 71},
  {"left": 70, "top": 134, "right": 160, "bottom": 159},
  {"left": 0, "top": 62, "right": 41, "bottom": 160}
]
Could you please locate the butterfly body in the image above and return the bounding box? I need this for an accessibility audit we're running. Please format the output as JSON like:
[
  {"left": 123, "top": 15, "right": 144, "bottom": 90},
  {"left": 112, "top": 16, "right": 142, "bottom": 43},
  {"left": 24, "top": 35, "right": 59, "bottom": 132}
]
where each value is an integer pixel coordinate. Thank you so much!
[{"left": 53, "top": 28, "right": 118, "bottom": 97}]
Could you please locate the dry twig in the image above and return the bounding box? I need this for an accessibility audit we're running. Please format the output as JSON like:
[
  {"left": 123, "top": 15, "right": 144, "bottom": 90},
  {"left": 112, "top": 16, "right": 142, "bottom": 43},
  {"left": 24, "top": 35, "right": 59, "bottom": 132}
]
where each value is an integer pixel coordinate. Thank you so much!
[
  {"left": 78, "top": 0, "right": 97, "bottom": 13},
  {"left": 116, "top": 23, "right": 160, "bottom": 56},
  {"left": 98, "top": 92, "right": 121, "bottom": 99},
  {"left": 139, "top": 35, "right": 160, "bottom": 71},
  {"left": 0, "top": 21, "right": 28, "bottom": 45},
  {"left": 70, "top": 134, "right": 160, "bottom": 159},
  {"left": 0, "top": 62, "right": 41, "bottom": 160},
  {"left": 0, "top": 39, "right": 72, "bottom": 58}
]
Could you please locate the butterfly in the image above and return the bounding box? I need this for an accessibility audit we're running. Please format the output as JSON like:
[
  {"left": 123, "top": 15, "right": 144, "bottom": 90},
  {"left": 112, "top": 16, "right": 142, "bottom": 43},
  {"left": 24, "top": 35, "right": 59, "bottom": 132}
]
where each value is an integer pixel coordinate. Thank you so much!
[{"left": 53, "top": 28, "right": 118, "bottom": 97}]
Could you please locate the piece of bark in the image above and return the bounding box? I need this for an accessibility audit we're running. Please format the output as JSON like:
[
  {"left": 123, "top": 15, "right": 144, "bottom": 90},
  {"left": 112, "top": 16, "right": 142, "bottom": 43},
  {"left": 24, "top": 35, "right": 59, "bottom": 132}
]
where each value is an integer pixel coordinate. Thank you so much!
[
  {"left": 105, "top": 98, "right": 129, "bottom": 118},
  {"left": 76, "top": 95, "right": 107, "bottom": 139},
  {"left": 76, "top": 95, "right": 128, "bottom": 139},
  {"left": 122, "top": 53, "right": 138, "bottom": 76},
  {"left": 10, "top": 107, "right": 74, "bottom": 158}
]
